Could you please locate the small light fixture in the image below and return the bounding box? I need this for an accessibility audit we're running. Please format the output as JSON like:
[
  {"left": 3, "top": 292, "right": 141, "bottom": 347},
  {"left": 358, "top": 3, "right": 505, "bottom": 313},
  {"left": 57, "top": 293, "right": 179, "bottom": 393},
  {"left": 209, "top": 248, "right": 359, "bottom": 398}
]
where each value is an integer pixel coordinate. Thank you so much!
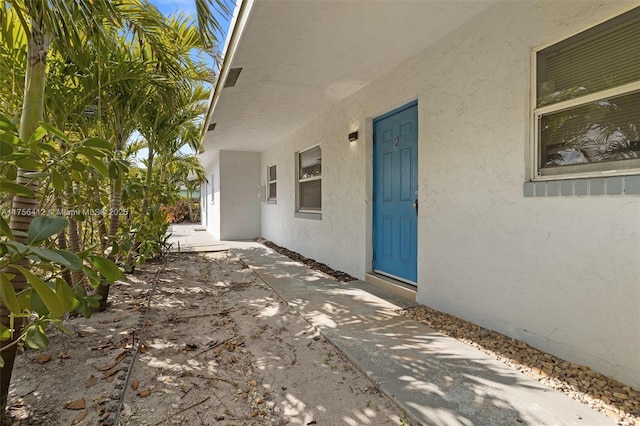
[{"left": 348, "top": 131, "right": 358, "bottom": 142}]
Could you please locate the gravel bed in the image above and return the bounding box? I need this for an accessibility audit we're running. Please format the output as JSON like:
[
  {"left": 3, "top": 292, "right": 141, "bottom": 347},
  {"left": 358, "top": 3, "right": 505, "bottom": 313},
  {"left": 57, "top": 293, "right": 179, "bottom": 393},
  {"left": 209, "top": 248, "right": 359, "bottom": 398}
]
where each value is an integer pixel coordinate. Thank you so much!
[
  {"left": 257, "top": 239, "right": 357, "bottom": 282},
  {"left": 401, "top": 305, "right": 639, "bottom": 426}
]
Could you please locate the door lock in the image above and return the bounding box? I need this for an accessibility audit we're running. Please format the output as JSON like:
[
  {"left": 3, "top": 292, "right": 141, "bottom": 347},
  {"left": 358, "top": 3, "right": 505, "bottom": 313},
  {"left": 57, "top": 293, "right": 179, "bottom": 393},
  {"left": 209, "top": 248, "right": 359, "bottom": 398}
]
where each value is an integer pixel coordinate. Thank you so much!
[{"left": 413, "top": 199, "right": 418, "bottom": 216}]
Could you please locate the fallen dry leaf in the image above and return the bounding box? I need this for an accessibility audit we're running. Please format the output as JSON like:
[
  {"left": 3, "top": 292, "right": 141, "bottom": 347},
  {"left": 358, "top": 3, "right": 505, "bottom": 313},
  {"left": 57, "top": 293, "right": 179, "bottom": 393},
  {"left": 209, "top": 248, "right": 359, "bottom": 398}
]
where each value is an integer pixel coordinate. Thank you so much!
[
  {"left": 213, "top": 347, "right": 223, "bottom": 356},
  {"left": 90, "top": 342, "right": 114, "bottom": 351},
  {"left": 58, "top": 352, "right": 70, "bottom": 359},
  {"left": 37, "top": 354, "right": 52, "bottom": 364},
  {"left": 139, "top": 343, "right": 148, "bottom": 353},
  {"left": 105, "top": 375, "right": 116, "bottom": 383},
  {"left": 64, "top": 398, "right": 86, "bottom": 410},
  {"left": 137, "top": 389, "right": 151, "bottom": 398},
  {"left": 85, "top": 375, "right": 97, "bottom": 388},
  {"left": 97, "top": 362, "right": 116, "bottom": 372},
  {"left": 144, "top": 320, "right": 153, "bottom": 327},
  {"left": 70, "top": 409, "right": 87, "bottom": 424},
  {"left": 131, "top": 379, "right": 139, "bottom": 391},
  {"left": 101, "top": 366, "right": 121, "bottom": 380},
  {"left": 114, "top": 350, "right": 128, "bottom": 364}
]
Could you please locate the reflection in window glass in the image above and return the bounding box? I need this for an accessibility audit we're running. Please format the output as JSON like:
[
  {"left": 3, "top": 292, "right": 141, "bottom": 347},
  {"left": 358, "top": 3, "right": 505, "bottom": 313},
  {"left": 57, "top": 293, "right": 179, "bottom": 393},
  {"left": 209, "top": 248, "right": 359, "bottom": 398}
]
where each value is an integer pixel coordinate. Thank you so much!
[
  {"left": 541, "top": 92, "right": 640, "bottom": 170},
  {"left": 534, "top": 7, "right": 640, "bottom": 178},
  {"left": 299, "top": 146, "right": 321, "bottom": 179},
  {"left": 267, "top": 165, "right": 277, "bottom": 201},
  {"left": 297, "top": 146, "right": 321, "bottom": 212}
]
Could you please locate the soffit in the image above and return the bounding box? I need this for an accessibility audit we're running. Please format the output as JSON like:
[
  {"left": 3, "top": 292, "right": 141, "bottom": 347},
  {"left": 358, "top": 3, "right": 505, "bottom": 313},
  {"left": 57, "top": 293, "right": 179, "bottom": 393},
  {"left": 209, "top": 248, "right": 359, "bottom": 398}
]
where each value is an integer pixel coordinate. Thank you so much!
[{"left": 202, "top": 0, "right": 495, "bottom": 159}]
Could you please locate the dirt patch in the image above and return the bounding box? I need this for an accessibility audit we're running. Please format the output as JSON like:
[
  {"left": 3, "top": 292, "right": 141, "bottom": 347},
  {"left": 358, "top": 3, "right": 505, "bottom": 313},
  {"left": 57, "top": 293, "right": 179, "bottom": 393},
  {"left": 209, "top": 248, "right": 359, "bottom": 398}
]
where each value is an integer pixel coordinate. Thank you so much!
[
  {"left": 6, "top": 252, "right": 413, "bottom": 425},
  {"left": 401, "top": 305, "right": 639, "bottom": 425},
  {"left": 257, "top": 240, "right": 356, "bottom": 283}
]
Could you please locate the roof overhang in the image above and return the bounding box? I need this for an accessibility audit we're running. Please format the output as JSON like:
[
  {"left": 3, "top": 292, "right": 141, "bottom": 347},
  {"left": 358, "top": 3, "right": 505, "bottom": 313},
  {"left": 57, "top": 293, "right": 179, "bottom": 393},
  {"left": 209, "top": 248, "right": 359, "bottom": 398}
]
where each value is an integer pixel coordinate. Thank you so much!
[{"left": 200, "top": 0, "right": 496, "bottom": 165}]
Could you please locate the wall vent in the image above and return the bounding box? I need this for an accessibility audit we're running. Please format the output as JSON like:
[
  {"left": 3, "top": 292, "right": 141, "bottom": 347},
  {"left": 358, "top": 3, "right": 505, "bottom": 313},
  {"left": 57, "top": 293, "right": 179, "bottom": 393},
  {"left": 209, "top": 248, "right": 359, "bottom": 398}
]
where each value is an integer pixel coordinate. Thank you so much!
[{"left": 224, "top": 68, "right": 242, "bottom": 88}]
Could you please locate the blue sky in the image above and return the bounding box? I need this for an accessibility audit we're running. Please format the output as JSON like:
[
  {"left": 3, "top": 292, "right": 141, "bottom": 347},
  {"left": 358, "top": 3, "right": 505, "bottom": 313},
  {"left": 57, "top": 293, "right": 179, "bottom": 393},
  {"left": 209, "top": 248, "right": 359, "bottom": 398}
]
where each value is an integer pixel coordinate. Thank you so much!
[
  {"left": 148, "top": 0, "right": 233, "bottom": 74},
  {"left": 148, "top": 0, "right": 233, "bottom": 45},
  {"left": 149, "top": 0, "right": 200, "bottom": 17}
]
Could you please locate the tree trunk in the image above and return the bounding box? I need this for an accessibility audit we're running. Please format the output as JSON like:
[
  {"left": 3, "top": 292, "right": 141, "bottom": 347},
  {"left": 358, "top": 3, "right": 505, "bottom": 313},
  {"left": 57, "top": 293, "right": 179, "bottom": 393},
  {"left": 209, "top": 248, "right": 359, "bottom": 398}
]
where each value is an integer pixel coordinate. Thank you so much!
[
  {"left": 144, "top": 140, "right": 155, "bottom": 210},
  {"left": 65, "top": 187, "right": 83, "bottom": 286},
  {"left": 186, "top": 189, "right": 194, "bottom": 222},
  {"left": 1, "top": 12, "right": 48, "bottom": 421},
  {"left": 98, "top": 214, "right": 108, "bottom": 253},
  {"left": 94, "top": 179, "right": 121, "bottom": 311}
]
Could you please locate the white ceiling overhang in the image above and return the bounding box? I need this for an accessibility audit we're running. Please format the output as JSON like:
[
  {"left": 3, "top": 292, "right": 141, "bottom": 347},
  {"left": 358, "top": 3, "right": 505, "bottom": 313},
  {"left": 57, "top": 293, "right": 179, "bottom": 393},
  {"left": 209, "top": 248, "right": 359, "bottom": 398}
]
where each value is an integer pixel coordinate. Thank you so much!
[{"left": 200, "top": 0, "right": 496, "bottom": 165}]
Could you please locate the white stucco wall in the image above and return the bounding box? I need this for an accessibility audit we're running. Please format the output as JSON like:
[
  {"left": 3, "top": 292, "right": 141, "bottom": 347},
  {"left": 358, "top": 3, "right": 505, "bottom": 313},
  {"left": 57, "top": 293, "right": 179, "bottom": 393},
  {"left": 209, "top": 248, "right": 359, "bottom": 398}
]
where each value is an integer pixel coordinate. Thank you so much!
[
  {"left": 261, "top": 99, "right": 370, "bottom": 279},
  {"left": 219, "top": 150, "right": 261, "bottom": 240},
  {"left": 202, "top": 153, "right": 221, "bottom": 239},
  {"left": 260, "top": 0, "right": 640, "bottom": 388}
]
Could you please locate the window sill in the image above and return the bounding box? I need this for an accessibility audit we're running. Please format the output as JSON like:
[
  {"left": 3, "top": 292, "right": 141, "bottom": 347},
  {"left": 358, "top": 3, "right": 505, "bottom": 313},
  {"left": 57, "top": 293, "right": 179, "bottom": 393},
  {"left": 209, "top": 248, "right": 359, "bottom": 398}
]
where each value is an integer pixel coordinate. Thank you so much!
[
  {"left": 294, "top": 211, "right": 322, "bottom": 220},
  {"left": 523, "top": 175, "right": 640, "bottom": 197},
  {"left": 266, "top": 200, "right": 277, "bottom": 205}
]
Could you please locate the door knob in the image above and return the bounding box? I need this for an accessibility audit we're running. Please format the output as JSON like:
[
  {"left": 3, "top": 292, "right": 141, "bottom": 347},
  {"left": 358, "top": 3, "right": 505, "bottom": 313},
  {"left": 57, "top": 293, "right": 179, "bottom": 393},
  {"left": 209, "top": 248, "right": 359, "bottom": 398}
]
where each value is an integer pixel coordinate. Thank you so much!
[{"left": 413, "top": 199, "right": 418, "bottom": 216}]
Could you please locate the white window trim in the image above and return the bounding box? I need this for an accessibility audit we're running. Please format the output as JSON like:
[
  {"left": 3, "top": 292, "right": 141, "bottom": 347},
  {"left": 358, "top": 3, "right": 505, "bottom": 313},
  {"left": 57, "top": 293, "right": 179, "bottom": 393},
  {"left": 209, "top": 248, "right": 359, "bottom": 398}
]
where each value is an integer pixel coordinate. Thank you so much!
[
  {"left": 267, "top": 164, "right": 277, "bottom": 203},
  {"left": 296, "top": 144, "right": 322, "bottom": 214},
  {"left": 530, "top": 6, "right": 640, "bottom": 181}
]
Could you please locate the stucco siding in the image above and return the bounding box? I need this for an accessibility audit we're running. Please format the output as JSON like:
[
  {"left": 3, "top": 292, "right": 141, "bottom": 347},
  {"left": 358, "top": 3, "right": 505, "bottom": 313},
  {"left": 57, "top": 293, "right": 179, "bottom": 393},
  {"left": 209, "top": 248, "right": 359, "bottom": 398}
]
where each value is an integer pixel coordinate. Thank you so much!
[
  {"left": 416, "top": 0, "right": 639, "bottom": 388},
  {"left": 219, "top": 151, "right": 261, "bottom": 240},
  {"left": 203, "top": 153, "right": 221, "bottom": 239},
  {"left": 260, "top": 0, "right": 640, "bottom": 388}
]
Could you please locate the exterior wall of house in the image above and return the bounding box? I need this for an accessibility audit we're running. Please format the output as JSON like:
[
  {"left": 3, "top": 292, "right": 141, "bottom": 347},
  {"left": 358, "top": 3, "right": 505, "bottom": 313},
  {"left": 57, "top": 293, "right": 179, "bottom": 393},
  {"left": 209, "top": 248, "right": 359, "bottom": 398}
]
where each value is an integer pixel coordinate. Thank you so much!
[
  {"left": 219, "top": 150, "right": 261, "bottom": 240},
  {"left": 259, "top": 0, "right": 640, "bottom": 388},
  {"left": 202, "top": 153, "right": 221, "bottom": 239},
  {"left": 260, "top": 100, "right": 370, "bottom": 278}
]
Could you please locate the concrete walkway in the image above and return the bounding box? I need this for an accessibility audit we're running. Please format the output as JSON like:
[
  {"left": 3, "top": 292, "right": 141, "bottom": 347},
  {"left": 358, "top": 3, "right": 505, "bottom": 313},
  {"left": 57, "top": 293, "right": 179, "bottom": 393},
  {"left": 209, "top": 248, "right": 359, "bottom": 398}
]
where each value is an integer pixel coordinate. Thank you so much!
[
  {"left": 168, "top": 225, "right": 613, "bottom": 425},
  {"left": 166, "top": 223, "right": 260, "bottom": 252}
]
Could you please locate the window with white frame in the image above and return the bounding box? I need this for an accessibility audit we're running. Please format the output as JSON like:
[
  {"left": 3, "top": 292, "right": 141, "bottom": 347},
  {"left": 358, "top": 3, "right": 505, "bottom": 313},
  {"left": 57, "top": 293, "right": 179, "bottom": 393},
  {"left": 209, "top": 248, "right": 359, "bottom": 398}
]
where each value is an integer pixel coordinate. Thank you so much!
[
  {"left": 267, "top": 165, "right": 277, "bottom": 202},
  {"left": 297, "top": 145, "right": 321, "bottom": 212},
  {"left": 533, "top": 7, "right": 640, "bottom": 180}
]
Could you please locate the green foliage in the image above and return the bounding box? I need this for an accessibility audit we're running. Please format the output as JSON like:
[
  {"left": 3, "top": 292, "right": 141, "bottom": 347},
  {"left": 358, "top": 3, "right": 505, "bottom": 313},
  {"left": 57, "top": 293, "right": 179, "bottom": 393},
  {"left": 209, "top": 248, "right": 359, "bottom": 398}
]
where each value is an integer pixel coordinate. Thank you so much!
[
  {"left": 23, "top": 324, "right": 49, "bottom": 350},
  {"left": 27, "top": 216, "right": 69, "bottom": 245},
  {"left": 87, "top": 256, "right": 122, "bottom": 282},
  {"left": 0, "top": 273, "right": 20, "bottom": 315},
  {"left": 162, "top": 199, "right": 193, "bottom": 223},
  {"left": 0, "top": 121, "right": 123, "bottom": 367},
  {"left": 0, "top": 0, "right": 222, "bottom": 402}
]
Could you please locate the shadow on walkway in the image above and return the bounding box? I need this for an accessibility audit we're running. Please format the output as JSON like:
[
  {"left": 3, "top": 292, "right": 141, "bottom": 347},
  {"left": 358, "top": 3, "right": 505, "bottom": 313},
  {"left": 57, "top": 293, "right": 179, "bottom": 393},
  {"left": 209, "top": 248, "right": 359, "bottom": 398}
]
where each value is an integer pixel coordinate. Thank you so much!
[{"left": 236, "top": 245, "right": 612, "bottom": 426}]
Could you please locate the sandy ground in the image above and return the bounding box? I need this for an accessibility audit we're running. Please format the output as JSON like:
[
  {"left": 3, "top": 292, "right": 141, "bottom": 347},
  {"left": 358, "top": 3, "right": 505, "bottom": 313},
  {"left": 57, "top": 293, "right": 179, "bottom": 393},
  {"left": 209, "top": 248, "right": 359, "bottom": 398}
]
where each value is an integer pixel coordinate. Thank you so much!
[{"left": 5, "top": 252, "right": 414, "bottom": 426}]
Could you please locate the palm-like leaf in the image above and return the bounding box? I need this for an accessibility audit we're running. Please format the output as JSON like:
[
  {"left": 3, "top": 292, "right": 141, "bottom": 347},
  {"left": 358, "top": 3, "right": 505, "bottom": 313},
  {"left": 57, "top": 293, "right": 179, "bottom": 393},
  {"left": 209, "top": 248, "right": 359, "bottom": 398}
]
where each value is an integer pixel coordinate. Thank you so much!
[{"left": 195, "top": 0, "right": 230, "bottom": 49}]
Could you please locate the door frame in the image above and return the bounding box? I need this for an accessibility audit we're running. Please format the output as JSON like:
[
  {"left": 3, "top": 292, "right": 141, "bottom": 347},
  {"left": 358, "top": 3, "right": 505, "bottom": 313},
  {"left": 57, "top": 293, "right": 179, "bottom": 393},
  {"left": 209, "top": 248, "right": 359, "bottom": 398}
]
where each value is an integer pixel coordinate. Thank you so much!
[{"left": 371, "top": 100, "right": 419, "bottom": 285}]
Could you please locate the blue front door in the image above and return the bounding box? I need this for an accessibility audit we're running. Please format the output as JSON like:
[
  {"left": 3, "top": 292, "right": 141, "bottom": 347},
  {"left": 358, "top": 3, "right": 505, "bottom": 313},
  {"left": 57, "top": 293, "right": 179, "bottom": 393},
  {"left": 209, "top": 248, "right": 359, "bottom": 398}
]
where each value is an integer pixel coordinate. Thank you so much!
[{"left": 373, "top": 102, "right": 418, "bottom": 283}]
